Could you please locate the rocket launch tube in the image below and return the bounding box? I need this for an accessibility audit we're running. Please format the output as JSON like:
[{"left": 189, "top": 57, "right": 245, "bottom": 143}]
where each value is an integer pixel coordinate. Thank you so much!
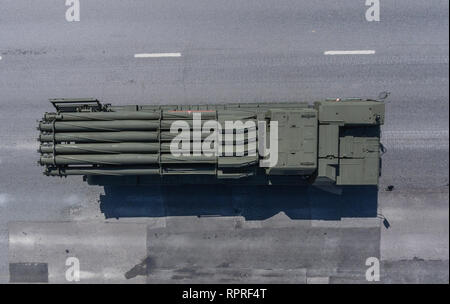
[
  {"left": 43, "top": 110, "right": 256, "bottom": 121},
  {"left": 39, "top": 154, "right": 256, "bottom": 166},
  {"left": 39, "top": 143, "right": 256, "bottom": 154},
  {"left": 39, "top": 142, "right": 162, "bottom": 154},
  {"left": 39, "top": 131, "right": 257, "bottom": 143},
  {"left": 45, "top": 166, "right": 161, "bottom": 176},
  {"left": 38, "top": 120, "right": 160, "bottom": 132},
  {"left": 44, "top": 166, "right": 218, "bottom": 176},
  {"left": 39, "top": 131, "right": 159, "bottom": 143},
  {"left": 39, "top": 119, "right": 257, "bottom": 132}
]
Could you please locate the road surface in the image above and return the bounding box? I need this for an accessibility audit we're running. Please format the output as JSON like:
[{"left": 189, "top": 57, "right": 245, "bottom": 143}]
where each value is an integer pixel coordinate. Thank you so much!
[{"left": 1, "top": 0, "right": 448, "bottom": 283}]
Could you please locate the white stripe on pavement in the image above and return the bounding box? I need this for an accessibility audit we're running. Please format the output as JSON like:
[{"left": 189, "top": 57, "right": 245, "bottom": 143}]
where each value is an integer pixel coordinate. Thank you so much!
[
  {"left": 324, "top": 50, "right": 375, "bottom": 55},
  {"left": 134, "top": 53, "right": 181, "bottom": 58}
]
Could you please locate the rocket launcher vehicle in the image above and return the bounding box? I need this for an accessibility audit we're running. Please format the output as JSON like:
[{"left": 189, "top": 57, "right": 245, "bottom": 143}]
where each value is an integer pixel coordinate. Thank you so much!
[{"left": 37, "top": 98, "right": 385, "bottom": 186}]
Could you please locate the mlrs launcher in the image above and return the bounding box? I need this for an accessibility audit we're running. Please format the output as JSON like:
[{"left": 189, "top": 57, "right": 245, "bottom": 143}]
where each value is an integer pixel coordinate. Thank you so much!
[{"left": 37, "top": 98, "right": 385, "bottom": 186}]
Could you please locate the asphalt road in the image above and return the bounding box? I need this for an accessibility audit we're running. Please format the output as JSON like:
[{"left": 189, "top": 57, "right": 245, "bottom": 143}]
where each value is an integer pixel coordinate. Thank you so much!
[{"left": 0, "top": 0, "right": 448, "bottom": 283}]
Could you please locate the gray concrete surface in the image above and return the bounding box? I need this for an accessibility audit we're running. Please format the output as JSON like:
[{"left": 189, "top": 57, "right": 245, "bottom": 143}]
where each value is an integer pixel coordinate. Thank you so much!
[
  {"left": 9, "top": 221, "right": 148, "bottom": 283},
  {"left": 0, "top": 0, "right": 448, "bottom": 283}
]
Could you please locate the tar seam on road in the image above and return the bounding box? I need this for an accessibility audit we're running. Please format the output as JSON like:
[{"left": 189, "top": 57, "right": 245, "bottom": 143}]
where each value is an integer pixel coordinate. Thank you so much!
[
  {"left": 324, "top": 50, "right": 376, "bottom": 55},
  {"left": 134, "top": 53, "right": 182, "bottom": 58}
]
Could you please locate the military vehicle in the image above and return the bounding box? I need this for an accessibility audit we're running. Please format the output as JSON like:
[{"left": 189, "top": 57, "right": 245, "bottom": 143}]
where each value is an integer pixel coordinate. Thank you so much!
[{"left": 37, "top": 98, "right": 385, "bottom": 186}]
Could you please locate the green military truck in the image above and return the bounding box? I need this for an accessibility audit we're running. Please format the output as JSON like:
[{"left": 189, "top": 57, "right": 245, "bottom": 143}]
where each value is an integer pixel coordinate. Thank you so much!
[{"left": 37, "top": 98, "right": 384, "bottom": 186}]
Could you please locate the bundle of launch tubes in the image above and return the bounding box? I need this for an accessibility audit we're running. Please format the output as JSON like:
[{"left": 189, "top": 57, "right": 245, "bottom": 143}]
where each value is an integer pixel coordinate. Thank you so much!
[{"left": 37, "top": 100, "right": 260, "bottom": 178}]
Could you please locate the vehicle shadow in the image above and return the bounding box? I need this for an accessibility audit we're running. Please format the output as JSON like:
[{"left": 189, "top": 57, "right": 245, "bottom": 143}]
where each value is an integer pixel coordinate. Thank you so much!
[{"left": 99, "top": 185, "right": 378, "bottom": 220}]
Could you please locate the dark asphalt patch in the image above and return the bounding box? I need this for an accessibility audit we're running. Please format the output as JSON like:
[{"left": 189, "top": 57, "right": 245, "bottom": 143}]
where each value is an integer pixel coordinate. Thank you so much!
[{"left": 9, "top": 262, "right": 48, "bottom": 283}]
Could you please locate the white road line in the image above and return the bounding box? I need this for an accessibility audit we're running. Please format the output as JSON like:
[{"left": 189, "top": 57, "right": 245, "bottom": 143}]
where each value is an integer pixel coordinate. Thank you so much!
[
  {"left": 324, "top": 50, "right": 375, "bottom": 55},
  {"left": 134, "top": 52, "right": 181, "bottom": 58},
  {"left": 0, "top": 56, "right": 2, "bottom": 60}
]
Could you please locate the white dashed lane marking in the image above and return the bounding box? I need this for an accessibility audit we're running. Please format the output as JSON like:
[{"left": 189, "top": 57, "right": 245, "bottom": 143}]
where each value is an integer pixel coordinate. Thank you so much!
[
  {"left": 134, "top": 53, "right": 181, "bottom": 58},
  {"left": 324, "top": 50, "right": 376, "bottom": 55}
]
